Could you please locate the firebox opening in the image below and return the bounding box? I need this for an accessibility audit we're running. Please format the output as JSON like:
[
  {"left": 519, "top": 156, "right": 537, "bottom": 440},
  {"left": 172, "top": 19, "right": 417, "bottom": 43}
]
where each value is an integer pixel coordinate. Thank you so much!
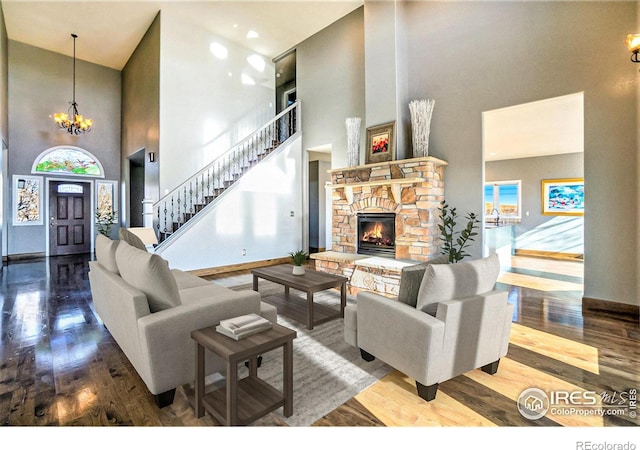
[{"left": 357, "top": 213, "right": 396, "bottom": 258}]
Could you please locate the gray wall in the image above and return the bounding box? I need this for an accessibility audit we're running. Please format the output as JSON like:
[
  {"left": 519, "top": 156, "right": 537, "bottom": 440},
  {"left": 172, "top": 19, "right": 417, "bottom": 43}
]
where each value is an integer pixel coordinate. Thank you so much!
[
  {"left": 364, "top": 1, "right": 410, "bottom": 159},
  {"left": 297, "top": 6, "right": 365, "bottom": 168},
  {"left": 0, "top": 4, "right": 7, "bottom": 261},
  {"left": 8, "top": 41, "right": 121, "bottom": 255},
  {"left": 121, "top": 12, "right": 161, "bottom": 220},
  {"left": 404, "top": 1, "right": 638, "bottom": 306},
  {"left": 0, "top": 3, "right": 7, "bottom": 141},
  {"left": 486, "top": 152, "right": 584, "bottom": 254}
]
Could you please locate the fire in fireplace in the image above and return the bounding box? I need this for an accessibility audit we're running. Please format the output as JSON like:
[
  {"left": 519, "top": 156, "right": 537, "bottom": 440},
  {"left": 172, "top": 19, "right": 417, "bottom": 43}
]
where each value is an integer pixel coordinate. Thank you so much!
[{"left": 357, "top": 213, "right": 396, "bottom": 258}]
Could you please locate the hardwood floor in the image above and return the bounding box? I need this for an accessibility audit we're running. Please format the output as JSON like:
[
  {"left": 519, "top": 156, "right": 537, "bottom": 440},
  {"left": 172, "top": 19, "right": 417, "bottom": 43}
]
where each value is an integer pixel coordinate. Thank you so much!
[
  {"left": 316, "top": 256, "right": 639, "bottom": 431},
  {"left": 0, "top": 253, "right": 637, "bottom": 446}
]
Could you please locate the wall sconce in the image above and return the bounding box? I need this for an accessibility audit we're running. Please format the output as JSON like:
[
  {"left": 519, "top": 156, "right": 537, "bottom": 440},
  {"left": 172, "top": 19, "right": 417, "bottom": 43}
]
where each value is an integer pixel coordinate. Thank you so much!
[
  {"left": 148, "top": 152, "right": 155, "bottom": 163},
  {"left": 17, "top": 179, "right": 25, "bottom": 189},
  {"left": 625, "top": 34, "right": 640, "bottom": 63}
]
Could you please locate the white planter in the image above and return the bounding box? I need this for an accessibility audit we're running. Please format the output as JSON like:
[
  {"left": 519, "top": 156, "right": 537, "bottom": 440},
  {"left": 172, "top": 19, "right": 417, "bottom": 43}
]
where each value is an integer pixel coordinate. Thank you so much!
[{"left": 292, "top": 265, "right": 306, "bottom": 276}]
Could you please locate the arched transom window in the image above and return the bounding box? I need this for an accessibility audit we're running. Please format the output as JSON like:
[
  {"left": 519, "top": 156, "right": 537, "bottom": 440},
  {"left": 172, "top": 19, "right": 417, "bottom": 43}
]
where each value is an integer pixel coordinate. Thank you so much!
[{"left": 31, "top": 146, "right": 105, "bottom": 177}]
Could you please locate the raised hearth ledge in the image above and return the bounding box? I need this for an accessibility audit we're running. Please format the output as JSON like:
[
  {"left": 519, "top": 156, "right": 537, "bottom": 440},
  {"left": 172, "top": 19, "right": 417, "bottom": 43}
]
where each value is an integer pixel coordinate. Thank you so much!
[
  {"left": 310, "top": 251, "right": 416, "bottom": 271},
  {"left": 309, "top": 251, "right": 369, "bottom": 264},
  {"left": 310, "top": 251, "right": 418, "bottom": 297}
]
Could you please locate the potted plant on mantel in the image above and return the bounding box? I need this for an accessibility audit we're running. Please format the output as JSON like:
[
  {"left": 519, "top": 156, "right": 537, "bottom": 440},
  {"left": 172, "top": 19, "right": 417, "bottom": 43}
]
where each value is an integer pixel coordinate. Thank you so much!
[{"left": 289, "top": 250, "right": 308, "bottom": 275}]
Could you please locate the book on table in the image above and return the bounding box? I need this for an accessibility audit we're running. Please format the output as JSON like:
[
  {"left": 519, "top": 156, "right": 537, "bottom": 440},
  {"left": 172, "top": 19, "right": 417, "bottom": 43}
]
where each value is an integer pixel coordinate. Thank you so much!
[{"left": 216, "top": 313, "right": 272, "bottom": 340}]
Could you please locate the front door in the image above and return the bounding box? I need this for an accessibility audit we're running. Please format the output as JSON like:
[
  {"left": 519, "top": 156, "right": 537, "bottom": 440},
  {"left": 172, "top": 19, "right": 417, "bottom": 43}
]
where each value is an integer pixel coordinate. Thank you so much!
[{"left": 49, "top": 181, "right": 91, "bottom": 256}]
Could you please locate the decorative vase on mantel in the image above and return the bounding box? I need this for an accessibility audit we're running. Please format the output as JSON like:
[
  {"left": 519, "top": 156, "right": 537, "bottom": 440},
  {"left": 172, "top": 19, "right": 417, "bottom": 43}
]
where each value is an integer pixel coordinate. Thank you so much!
[
  {"left": 345, "top": 117, "right": 362, "bottom": 167},
  {"left": 409, "top": 99, "right": 435, "bottom": 158}
]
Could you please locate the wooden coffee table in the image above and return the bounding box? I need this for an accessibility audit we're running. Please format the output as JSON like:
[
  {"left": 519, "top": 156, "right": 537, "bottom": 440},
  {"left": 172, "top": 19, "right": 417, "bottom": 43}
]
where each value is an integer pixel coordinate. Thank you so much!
[
  {"left": 191, "top": 322, "right": 296, "bottom": 426},
  {"left": 252, "top": 264, "right": 348, "bottom": 330}
]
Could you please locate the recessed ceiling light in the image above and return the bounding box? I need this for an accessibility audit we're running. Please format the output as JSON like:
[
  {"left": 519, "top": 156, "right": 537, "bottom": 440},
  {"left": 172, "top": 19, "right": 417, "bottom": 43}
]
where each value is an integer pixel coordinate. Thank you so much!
[
  {"left": 209, "top": 42, "right": 228, "bottom": 59},
  {"left": 247, "top": 54, "right": 265, "bottom": 72},
  {"left": 241, "top": 74, "right": 255, "bottom": 85},
  {"left": 246, "top": 30, "right": 259, "bottom": 39},
  {"left": 228, "top": 72, "right": 233, "bottom": 77}
]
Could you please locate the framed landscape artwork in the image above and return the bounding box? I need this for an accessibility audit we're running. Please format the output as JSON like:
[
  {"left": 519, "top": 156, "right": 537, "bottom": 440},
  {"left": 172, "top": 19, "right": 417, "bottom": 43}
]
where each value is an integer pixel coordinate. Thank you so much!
[
  {"left": 541, "top": 178, "right": 584, "bottom": 216},
  {"left": 365, "top": 121, "right": 396, "bottom": 164}
]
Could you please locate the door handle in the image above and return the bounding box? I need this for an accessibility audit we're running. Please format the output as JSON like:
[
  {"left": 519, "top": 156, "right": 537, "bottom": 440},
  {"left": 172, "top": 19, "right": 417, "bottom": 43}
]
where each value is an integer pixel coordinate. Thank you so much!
[{"left": 50, "top": 216, "right": 55, "bottom": 227}]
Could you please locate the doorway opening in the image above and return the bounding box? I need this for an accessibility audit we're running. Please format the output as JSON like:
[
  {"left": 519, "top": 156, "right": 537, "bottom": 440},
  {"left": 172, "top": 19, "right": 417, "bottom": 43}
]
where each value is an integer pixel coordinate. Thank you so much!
[
  {"left": 308, "top": 147, "right": 331, "bottom": 254},
  {"left": 275, "top": 50, "right": 296, "bottom": 114},
  {"left": 129, "top": 149, "right": 145, "bottom": 228},
  {"left": 482, "top": 92, "right": 585, "bottom": 268}
]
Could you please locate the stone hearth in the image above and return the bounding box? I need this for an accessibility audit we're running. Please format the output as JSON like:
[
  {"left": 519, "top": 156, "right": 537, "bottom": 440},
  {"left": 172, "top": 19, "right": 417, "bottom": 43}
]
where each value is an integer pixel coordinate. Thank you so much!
[{"left": 311, "top": 156, "right": 447, "bottom": 296}]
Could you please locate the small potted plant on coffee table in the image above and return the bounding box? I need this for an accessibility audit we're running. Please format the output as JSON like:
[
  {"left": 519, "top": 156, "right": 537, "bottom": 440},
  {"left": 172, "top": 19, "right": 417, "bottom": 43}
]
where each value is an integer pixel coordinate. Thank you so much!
[{"left": 289, "top": 250, "right": 308, "bottom": 275}]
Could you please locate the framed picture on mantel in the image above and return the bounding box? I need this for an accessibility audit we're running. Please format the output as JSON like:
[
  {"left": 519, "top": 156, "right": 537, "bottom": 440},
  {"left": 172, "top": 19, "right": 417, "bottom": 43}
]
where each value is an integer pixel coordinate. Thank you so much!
[{"left": 366, "top": 121, "right": 396, "bottom": 164}]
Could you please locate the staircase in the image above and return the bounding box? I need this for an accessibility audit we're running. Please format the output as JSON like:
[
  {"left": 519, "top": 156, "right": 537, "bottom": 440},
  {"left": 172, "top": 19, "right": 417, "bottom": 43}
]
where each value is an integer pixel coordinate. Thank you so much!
[{"left": 153, "top": 101, "right": 300, "bottom": 247}]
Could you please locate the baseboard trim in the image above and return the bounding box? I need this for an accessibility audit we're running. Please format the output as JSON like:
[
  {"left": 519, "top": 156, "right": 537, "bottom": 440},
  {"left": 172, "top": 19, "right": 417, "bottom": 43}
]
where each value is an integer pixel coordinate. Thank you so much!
[
  {"left": 7, "top": 252, "right": 46, "bottom": 261},
  {"left": 515, "top": 249, "right": 583, "bottom": 262},
  {"left": 188, "top": 256, "right": 292, "bottom": 278},
  {"left": 582, "top": 296, "right": 639, "bottom": 320}
]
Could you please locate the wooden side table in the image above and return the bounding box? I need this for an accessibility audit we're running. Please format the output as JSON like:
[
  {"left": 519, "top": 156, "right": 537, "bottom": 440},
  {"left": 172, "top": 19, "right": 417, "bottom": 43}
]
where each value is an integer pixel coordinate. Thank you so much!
[{"left": 191, "top": 322, "right": 296, "bottom": 426}]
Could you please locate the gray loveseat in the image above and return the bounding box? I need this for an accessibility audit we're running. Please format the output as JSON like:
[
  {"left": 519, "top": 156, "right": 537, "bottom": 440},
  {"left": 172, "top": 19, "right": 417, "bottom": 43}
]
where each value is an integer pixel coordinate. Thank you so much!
[
  {"left": 344, "top": 254, "right": 513, "bottom": 401},
  {"left": 89, "top": 234, "right": 277, "bottom": 407}
]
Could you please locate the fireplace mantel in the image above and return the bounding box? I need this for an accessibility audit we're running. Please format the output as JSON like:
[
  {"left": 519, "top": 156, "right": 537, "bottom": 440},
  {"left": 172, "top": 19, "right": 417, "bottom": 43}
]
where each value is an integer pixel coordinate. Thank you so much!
[
  {"left": 327, "top": 177, "right": 426, "bottom": 204},
  {"left": 327, "top": 156, "right": 448, "bottom": 176},
  {"left": 326, "top": 156, "right": 448, "bottom": 205}
]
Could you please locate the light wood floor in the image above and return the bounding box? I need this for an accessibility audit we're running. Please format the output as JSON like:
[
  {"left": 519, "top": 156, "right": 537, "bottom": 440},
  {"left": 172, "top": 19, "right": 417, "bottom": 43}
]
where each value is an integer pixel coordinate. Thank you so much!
[
  {"left": 312, "top": 255, "right": 639, "bottom": 433},
  {"left": 0, "top": 254, "right": 637, "bottom": 447}
]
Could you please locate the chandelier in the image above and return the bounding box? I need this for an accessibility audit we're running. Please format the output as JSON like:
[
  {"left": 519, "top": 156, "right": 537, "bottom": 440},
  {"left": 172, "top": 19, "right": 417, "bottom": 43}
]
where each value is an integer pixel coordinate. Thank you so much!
[{"left": 52, "top": 34, "right": 93, "bottom": 134}]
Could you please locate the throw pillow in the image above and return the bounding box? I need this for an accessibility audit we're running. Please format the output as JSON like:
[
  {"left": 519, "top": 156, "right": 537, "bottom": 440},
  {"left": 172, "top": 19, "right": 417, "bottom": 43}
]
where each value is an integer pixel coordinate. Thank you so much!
[
  {"left": 119, "top": 228, "right": 147, "bottom": 251},
  {"left": 416, "top": 254, "right": 501, "bottom": 316},
  {"left": 95, "top": 234, "right": 120, "bottom": 274},
  {"left": 397, "top": 254, "right": 450, "bottom": 307},
  {"left": 115, "top": 240, "right": 181, "bottom": 313}
]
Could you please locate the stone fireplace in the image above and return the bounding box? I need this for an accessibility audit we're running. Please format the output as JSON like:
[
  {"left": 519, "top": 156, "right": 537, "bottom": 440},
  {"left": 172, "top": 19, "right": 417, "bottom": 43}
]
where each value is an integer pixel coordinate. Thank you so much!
[{"left": 310, "top": 156, "right": 447, "bottom": 296}]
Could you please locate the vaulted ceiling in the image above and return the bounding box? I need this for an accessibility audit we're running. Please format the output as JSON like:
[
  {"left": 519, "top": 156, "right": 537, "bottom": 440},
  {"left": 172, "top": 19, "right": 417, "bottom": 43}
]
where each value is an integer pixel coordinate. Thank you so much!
[{"left": 1, "top": 0, "right": 363, "bottom": 70}]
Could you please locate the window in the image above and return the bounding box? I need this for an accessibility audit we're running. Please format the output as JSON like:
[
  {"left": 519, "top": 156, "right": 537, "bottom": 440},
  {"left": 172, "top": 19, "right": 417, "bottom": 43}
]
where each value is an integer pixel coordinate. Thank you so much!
[
  {"left": 31, "top": 146, "right": 104, "bottom": 177},
  {"left": 485, "top": 180, "right": 521, "bottom": 219},
  {"left": 57, "top": 184, "right": 84, "bottom": 194}
]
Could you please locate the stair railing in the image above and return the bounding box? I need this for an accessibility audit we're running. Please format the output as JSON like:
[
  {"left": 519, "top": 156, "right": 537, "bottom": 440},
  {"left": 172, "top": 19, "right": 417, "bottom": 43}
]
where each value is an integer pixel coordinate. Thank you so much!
[{"left": 153, "top": 101, "right": 299, "bottom": 243}]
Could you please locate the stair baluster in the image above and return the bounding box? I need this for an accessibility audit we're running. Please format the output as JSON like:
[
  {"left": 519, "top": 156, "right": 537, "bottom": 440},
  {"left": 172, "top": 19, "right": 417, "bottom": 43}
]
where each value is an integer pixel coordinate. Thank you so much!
[{"left": 153, "top": 101, "right": 299, "bottom": 244}]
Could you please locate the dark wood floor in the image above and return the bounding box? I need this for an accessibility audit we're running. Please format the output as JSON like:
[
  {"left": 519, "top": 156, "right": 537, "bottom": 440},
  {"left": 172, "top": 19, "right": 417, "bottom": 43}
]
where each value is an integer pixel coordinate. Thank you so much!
[{"left": 0, "top": 254, "right": 637, "bottom": 445}]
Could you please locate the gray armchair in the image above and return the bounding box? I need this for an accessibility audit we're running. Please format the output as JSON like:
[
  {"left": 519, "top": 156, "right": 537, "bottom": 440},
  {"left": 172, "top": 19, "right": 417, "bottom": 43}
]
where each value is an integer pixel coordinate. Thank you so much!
[{"left": 344, "top": 254, "right": 513, "bottom": 401}]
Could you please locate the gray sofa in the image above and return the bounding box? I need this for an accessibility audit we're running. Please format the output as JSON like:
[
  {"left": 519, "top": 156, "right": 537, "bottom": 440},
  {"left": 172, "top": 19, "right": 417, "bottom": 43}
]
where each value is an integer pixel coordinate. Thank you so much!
[
  {"left": 344, "top": 254, "right": 513, "bottom": 401},
  {"left": 89, "top": 234, "right": 277, "bottom": 407}
]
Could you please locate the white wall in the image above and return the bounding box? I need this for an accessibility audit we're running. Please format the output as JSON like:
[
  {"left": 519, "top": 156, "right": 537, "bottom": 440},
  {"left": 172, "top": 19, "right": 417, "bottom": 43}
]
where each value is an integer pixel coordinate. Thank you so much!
[
  {"left": 157, "top": 136, "right": 303, "bottom": 271},
  {"left": 159, "top": 11, "right": 275, "bottom": 195}
]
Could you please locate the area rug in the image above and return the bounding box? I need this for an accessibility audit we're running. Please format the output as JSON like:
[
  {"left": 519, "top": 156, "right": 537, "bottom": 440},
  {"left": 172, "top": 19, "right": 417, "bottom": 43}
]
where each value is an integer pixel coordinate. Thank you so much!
[{"left": 224, "top": 277, "right": 392, "bottom": 426}]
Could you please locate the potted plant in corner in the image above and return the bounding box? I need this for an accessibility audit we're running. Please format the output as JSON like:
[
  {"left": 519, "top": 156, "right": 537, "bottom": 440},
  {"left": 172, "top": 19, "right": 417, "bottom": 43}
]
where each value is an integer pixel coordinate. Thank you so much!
[
  {"left": 290, "top": 250, "right": 308, "bottom": 275},
  {"left": 438, "top": 201, "right": 480, "bottom": 263}
]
